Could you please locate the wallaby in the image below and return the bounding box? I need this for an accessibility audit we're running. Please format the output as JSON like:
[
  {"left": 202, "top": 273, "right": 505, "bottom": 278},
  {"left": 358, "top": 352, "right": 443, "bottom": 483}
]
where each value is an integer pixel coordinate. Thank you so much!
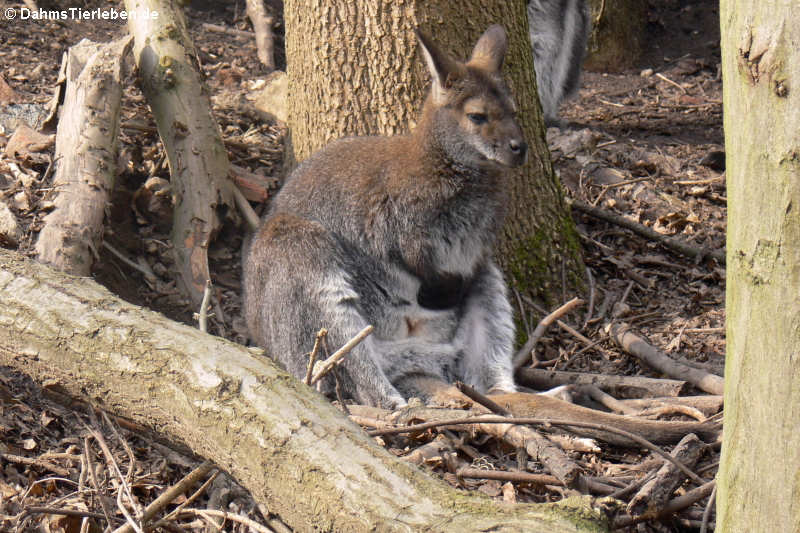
[
  {"left": 528, "top": 0, "right": 590, "bottom": 127},
  {"left": 243, "top": 25, "right": 527, "bottom": 409}
]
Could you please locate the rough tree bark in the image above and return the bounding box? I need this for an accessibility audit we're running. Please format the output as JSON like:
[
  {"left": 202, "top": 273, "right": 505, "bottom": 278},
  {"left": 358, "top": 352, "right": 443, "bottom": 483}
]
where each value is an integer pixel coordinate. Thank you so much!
[
  {"left": 35, "top": 38, "right": 130, "bottom": 275},
  {"left": 717, "top": 2, "right": 800, "bottom": 532},
  {"left": 125, "top": 0, "right": 235, "bottom": 305},
  {"left": 0, "top": 248, "right": 607, "bottom": 532},
  {"left": 584, "top": 0, "right": 645, "bottom": 72},
  {"left": 283, "top": 0, "right": 584, "bottom": 306}
]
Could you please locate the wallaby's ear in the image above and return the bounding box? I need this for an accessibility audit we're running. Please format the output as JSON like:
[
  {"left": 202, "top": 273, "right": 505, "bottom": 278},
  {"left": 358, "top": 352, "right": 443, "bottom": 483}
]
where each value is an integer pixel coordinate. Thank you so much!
[
  {"left": 468, "top": 24, "right": 507, "bottom": 72},
  {"left": 416, "top": 29, "right": 461, "bottom": 104}
]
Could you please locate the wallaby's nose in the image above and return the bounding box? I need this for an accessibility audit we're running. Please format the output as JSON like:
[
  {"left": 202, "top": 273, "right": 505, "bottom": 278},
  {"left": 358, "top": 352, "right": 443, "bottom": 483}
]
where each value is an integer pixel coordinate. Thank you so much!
[{"left": 509, "top": 139, "right": 527, "bottom": 157}]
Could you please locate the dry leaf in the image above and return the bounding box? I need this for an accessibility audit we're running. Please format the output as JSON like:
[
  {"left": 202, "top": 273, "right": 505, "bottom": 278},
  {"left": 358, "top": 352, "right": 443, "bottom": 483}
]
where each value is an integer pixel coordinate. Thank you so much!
[
  {"left": 502, "top": 481, "right": 517, "bottom": 503},
  {"left": 41, "top": 411, "right": 55, "bottom": 427},
  {"left": 4, "top": 123, "right": 54, "bottom": 159},
  {"left": 0, "top": 75, "right": 21, "bottom": 104}
]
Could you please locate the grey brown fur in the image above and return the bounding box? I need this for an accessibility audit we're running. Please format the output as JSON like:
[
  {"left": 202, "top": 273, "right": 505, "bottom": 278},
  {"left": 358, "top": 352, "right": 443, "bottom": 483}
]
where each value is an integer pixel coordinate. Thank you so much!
[
  {"left": 243, "top": 26, "right": 526, "bottom": 408},
  {"left": 528, "top": 0, "right": 590, "bottom": 126}
]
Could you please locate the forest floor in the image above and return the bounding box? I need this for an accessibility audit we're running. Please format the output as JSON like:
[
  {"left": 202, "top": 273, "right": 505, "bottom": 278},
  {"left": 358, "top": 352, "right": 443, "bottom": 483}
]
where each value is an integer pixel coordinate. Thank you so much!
[{"left": 0, "top": 1, "right": 724, "bottom": 532}]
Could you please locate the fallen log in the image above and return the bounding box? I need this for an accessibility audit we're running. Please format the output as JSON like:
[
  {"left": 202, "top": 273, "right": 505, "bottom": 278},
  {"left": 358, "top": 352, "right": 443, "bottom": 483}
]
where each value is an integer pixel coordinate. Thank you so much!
[
  {"left": 35, "top": 37, "right": 131, "bottom": 275},
  {"left": 606, "top": 322, "right": 725, "bottom": 395},
  {"left": 125, "top": 0, "right": 235, "bottom": 305},
  {"left": 516, "top": 367, "right": 688, "bottom": 398},
  {"left": 0, "top": 248, "right": 606, "bottom": 532}
]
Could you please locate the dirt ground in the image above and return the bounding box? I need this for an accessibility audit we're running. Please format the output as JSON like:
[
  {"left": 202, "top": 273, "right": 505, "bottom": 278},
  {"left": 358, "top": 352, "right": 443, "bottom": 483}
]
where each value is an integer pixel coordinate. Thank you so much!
[{"left": 0, "top": 1, "right": 725, "bottom": 531}]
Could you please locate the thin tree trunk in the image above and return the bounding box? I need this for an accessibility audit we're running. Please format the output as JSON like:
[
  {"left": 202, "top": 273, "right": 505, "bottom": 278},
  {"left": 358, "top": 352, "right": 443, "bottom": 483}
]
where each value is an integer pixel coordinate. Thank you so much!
[
  {"left": 283, "top": 0, "right": 584, "bottom": 306},
  {"left": 718, "top": 2, "right": 800, "bottom": 532},
  {"left": 125, "top": 0, "right": 235, "bottom": 305},
  {"left": 0, "top": 248, "right": 606, "bottom": 533}
]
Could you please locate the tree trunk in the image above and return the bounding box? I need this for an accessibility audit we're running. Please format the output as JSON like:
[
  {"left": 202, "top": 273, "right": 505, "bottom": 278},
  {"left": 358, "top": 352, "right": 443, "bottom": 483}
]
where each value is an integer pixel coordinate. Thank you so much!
[
  {"left": 0, "top": 248, "right": 607, "bottom": 532},
  {"left": 283, "top": 1, "right": 584, "bottom": 307},
  {"left": 718, "top": 2, "right": 800, "bottom": 532},
  {"left": 125, "top": 0, "right": 235, "bottom": 305},
  {"left": 584, "top": 0, "right": 645, "bottom": 72}
]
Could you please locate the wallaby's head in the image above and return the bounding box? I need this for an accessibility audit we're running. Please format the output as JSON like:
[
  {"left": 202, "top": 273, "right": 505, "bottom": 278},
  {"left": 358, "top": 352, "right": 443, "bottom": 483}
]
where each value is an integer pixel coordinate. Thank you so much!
[{"left": 416, "top": 25, "right": 527, "bottom": 170}]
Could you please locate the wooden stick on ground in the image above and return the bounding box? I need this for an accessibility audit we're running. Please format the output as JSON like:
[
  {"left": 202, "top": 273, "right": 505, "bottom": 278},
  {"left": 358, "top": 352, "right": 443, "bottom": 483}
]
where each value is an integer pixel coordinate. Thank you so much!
[
  {"left": 310, "top": 325, "right": 374, "bottom": 385},
  {"left": 606, "top": 322, "right": 725, "bottom": 395},
  {"left": 513, "top": 298, "right": 584, "bottom": 370},
  {"left": 112, "top": 461, "right": 216, "bottom": 533},
  {"left": 371, "top": 412, "right": 707, "bottom": 485},
  {"left": 516, "top": 368, "right": 688, "bottom": 398},
  {"left": 619, "top": 395, "right": 723, "bottom": 418},
  {"left": 35, "top": 37, "right": 132, "bottom": 275},
  {"left": 571, "top": 200, "right": 726, "bottom": 264},
  {"left": 613, "top": 480, "right": 716, "bottom": 529},
  {"left": 627, "top": 433, "right": 706, "bottom": 516}
]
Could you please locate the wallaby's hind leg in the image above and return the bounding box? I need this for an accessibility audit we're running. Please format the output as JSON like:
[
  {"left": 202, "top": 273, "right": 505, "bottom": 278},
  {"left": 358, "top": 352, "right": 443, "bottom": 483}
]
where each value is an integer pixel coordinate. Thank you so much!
[
  {"left": 243, "top": 213, "right": 406, "bottom": 409},
  {"left": 452, "top": 262, "right": 516, "bottom": 394}
]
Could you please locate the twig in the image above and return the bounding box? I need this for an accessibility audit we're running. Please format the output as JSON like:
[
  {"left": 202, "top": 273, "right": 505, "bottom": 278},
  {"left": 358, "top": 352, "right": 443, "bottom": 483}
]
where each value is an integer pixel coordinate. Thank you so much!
[
  {"left": 149, "top": 468, "right": 220, "bottom": 530},
  {"left": 333, "top": 367, "right": 350, "bottom": 415},
  {"left": 84, "top": 435, "right": 114, "bottom": 526},
  {"left": 582, "top": 267, "right": 595, "bottom": 330},
  {"left": 0, "top": 452, "right": 71, "bottom": 477},
  {"left": 513, "top": 298, "right": 584, "bottom": 370},
  {"left": 454, "top": 382, "right": 512, "bottom": 416},
  {"left": 102, "top": 412, "right": 137, "bottom": 487},
  {"left": 369, "top": 415, "right": 705, "bottom": 484},
  {"left": 102, "top": 241, "right": 157, "bottom": 281},
  {"left": 583, "top": 385, "right": 638, "bottom": 415},
  {"left": 198, "top": 280, "right": 212, "bottom": 333},
  {"left": 521, "top": 295, "right": 613, "bottom": 358},
  {"left": 88, "top": 426, "right": 143, "bottom": 533},
  {"left": 112, "top": 461, "right": 215, "bottom": 533},
  {"left": 232, "top": 183, "right": 261, "bottom": 233},
  {"left": 655, "top": 72, "right": 688, "bottom": 94},
  {"left": 684, "top": 327, "right": 725, "bottom": 334},
  {"left": 201, "top": 22, "right": 255, "bottom": 38},
  {"left": 173, "top": 508, "right": 276, "bottom": 533},
  {"left": 700, "top": 484, "right": 717, "bottom": 533},
  {"left": 602, "top": 175, "right": 655, "bottom": 190},
  {"left": 610, "top": 471, "right": 656, "bottom": 500},
  {"left": 674, "top": 176, "right": 724, "bottom": 186},
  {"left": 512, "top": 288, "right": 531, "bottom": 335},
  {"left": 613, "top": 480, "right": 716, "bottom": 529},
  {"left": 594, "top": 0, "right": 605, "bottom": 26},
  {"left": 303, "top": 329, "right": 327, "bottom": 386},
  {"left": 571, "top": 200, "right": 726, "bottom": 264},
  {"left": 20, "top": 506, "right": 115, "bottom": 522},
  {"left": 456, "top": 467, "right": 562, "bottom": 486},
  {"left": 310, "top": 325, "right": 374, "bottom": 385}
]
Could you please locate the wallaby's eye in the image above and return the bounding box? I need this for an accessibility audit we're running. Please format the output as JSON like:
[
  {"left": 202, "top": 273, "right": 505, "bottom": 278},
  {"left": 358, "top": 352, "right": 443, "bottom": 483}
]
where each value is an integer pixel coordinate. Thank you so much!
[{"left": 467, "top": 113, "right": 488, "bottom": 125}]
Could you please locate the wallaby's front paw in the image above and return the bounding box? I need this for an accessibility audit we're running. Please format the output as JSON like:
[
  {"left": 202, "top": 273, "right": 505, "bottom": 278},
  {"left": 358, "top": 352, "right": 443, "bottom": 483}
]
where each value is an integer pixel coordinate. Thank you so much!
[
  {"left": 381, "top": 394, "right": 408, "bottom": 411},
  {"left": 487, "top": 381, "right": 517, "bottom": 396}
]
